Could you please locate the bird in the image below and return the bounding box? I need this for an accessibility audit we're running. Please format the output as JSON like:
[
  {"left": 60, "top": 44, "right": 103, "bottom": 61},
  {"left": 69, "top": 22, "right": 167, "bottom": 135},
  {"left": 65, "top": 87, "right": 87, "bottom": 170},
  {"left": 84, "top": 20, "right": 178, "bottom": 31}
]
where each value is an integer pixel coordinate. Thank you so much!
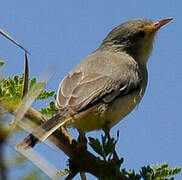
[{"left": 17, "top": 17, "right": 173, "bottom": 149}]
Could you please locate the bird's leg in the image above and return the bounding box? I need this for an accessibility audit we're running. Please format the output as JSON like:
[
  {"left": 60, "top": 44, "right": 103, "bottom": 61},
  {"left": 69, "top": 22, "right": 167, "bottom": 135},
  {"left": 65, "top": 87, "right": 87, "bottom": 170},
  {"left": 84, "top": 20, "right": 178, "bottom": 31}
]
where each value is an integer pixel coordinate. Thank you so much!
[
  {"left": 75, "top": 130, "right": 87, "bottom": 179},
  {"left": 77, "top": 129, "right": 87, "bottom": 150},
  {"left": 104, "top": 128, "right": 119, "bottom": 162},
  {"left": 80, "top": 172, "right": 87, "bottom": 180}
]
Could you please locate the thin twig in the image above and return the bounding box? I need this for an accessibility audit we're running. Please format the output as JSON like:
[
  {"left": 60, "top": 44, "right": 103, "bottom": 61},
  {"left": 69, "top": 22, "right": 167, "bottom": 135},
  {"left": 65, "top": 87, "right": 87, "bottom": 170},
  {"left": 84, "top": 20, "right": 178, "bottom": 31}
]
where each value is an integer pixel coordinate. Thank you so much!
[
  {"left": 0, "top": 144, "right": 7, "bottom": 180},
  {"left": 80, "top": 172, "right": 87, "bottom": 180},
  {"left": 0, "top": 29, "right": 31, "bottom": 55},
  {"left": 65, "top": 171, "right": 78, "bottom": 180}
]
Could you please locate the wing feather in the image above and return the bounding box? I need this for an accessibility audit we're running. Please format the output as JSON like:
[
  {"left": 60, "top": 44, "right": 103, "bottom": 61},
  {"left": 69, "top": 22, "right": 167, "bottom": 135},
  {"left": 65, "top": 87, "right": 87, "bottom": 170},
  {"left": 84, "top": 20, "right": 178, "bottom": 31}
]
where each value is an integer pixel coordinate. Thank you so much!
[
  {"left": 56, "top": 69, "right": 141, "bottom": 115},
  {"left": 56, "top": 72, "right": 120, "bottom": 113}
]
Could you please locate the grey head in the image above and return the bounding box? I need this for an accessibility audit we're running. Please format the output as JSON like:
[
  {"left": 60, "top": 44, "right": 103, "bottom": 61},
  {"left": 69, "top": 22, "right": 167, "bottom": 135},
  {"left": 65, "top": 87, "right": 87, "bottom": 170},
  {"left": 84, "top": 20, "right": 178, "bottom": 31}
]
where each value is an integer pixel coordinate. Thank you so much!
[{"left": 98, "top": 19, "right": 156, "bottom": 64}]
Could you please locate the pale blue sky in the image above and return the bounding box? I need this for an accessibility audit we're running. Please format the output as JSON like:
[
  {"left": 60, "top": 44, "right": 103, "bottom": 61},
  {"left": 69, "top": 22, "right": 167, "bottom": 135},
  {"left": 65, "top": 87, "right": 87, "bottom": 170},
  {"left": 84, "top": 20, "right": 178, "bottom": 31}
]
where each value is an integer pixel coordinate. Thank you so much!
[{"left": 0, "top": 1, "right": 181, "bottom": 180}]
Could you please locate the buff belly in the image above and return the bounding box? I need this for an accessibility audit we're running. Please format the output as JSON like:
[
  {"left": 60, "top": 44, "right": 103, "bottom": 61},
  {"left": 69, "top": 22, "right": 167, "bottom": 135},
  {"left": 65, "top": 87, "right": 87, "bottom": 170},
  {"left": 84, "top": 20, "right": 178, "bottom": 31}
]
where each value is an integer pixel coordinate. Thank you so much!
[{"left": 71, "top": 88, "right": 143, "bottom": 132}]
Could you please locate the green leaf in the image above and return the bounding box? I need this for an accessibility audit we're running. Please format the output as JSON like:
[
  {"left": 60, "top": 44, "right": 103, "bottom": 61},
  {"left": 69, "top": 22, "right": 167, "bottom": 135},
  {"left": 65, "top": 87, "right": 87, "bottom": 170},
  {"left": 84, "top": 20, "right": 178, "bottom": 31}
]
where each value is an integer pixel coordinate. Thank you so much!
[
  {"left": 37, "top": 90, "right": 55, "bottom": 100},
  {"left": 56, "top": 169, "right": 69, "bottom": 176},
  {"left": 88, "top": 134, "right": 120, "bottom": 161},
  {"left": 29, "top": 78, "right": 37, "bottom": 89},
  {"left": 88, "top": 137, "right": 105, "bottom": 159},
  {"left": 140, "top": 163, "right": 181, "bottom": 180},
  {"left": 0, "top": 75, "right": 54, "bottom": 113},
  {"left": 101, "top": 134, "right": 116, "bottom": 157},
  {"left": 0, "top": 61, "right": 4, "bottom": 67},
  {"left": 39, "top": 101, "right": 58, "bottom": 117}
]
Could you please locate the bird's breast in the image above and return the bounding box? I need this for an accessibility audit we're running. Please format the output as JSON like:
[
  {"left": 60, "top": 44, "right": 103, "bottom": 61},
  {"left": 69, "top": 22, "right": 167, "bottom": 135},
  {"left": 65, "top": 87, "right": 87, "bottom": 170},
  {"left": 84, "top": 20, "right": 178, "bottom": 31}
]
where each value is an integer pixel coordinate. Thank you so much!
[
  {"left": 71, "top": 86, "right": 144, "bottom": 132},
  {"left": 104, "top": 87, "right": 144, "bottom": 129}
]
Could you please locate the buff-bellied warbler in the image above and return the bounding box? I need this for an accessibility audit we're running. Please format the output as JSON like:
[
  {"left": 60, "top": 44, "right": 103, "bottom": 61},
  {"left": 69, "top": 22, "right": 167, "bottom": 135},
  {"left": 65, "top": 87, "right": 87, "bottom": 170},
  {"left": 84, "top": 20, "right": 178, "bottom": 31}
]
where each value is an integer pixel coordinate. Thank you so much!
[{"left": 18, "top": 17, "right": 173, "bottom": 149}]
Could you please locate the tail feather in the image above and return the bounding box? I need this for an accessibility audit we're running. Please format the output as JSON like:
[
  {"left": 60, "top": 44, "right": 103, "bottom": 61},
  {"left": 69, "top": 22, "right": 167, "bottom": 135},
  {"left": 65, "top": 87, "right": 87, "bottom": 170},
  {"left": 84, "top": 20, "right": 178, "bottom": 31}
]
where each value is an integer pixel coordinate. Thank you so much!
[{"left": 16, "top": 114, "right": 69, "bottom": 150}]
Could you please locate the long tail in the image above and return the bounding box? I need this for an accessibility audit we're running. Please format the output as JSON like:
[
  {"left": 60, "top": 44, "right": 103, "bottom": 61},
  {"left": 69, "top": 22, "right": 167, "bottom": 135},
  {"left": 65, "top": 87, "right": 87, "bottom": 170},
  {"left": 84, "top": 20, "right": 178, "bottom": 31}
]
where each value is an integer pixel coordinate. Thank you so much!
[{"left": 16, "top": 114, "right": 70, "bottom": 150}]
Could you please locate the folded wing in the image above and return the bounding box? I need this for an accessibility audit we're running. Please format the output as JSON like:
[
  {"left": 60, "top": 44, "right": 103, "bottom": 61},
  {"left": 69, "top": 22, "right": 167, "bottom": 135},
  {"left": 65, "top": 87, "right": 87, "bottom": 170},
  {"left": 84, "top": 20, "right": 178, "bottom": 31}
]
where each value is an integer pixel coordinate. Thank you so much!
[{"left": 56, "top": 70, "right": 141, "bottom": 115}]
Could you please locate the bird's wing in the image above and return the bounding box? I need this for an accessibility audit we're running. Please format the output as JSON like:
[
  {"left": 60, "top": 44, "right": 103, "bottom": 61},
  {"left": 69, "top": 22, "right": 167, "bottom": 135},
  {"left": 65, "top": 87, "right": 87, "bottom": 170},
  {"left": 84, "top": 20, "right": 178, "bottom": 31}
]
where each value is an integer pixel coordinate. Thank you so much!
[{"left": 56, "top": 70, "right": 141, "bottom": 114}]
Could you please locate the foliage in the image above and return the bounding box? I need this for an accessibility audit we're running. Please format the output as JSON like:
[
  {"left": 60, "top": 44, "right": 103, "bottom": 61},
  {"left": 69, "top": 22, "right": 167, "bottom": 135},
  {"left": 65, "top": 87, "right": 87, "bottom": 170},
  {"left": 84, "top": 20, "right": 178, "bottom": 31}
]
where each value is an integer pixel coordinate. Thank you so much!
[
  {"left": 88, "top": 135, "right": 181, "bottom": 180},
  {"left": 56, "top": 169, "right": 70, "bottom": 176},
  {"left": 0, "top": 75, "right": 23, "bottom": 112},
  {"left": 29, "top": 77, "right": 58, "bottom": 117},
  {"left": 29, "top": 78, "right": 55, "bottom": 100},
  {"left": 39, "top": 101, "right": 58, "bottom": 117},
  {"left": 0, "top": 64, "right": 57, "bottom": 116},
  {"left": 140, "top": 163, "right": 181, "bottom": 180},
  {"left": 0, "top": 61, "right": 5, "bottom": 67},
  {"left": 0, "top": 62, "right": 56, "bottom": 180},
  {"left": 89, "top": 133, "right": 119, "bottom": 162}
]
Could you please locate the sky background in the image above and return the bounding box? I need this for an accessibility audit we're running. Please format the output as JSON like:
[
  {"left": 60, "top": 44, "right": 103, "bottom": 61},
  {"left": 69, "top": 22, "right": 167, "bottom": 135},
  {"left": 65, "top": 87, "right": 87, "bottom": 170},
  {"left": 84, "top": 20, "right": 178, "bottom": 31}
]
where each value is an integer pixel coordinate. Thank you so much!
[{"left": 0, "top": 1, "right": 181, "bottom": 180}]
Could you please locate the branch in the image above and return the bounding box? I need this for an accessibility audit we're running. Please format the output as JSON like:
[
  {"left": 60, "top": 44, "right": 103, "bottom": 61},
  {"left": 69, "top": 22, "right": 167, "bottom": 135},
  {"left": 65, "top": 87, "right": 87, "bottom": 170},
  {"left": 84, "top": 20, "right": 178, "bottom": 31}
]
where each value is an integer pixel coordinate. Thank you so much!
[{"left": 15, "top": 107, "right": 126, "bottom": 179}]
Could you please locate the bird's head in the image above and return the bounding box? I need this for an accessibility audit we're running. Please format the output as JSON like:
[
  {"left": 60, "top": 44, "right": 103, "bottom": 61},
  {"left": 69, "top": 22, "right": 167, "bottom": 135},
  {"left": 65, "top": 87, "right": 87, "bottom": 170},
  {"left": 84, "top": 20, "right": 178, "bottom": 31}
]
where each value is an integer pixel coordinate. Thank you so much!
[{"left": 100, "top": 18, "right": 173, "bottom": 64}]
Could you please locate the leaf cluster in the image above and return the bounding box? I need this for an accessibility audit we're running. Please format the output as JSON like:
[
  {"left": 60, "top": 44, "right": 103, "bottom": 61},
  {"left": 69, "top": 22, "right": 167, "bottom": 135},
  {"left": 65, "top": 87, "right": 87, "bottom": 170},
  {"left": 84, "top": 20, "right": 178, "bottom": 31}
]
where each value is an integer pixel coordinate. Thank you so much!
[
  {"left": 138, "top": 163, "right": 181, "bottom": 180},
  {"left": 89, "top": 133, "right": 119, "bottom": 162},
  {"left": 88, "top": 135, "right": 181, "bottom": 180},
  {"left": 29, "top": 77, "right": 58, "bottom": 117},
  {"left": 0, "top": 61, "right": 54, "bottom": 180},
  {"left": 0, "top": 63, "right": 58, "bottom": 116},
  {"left": 0, "top": 75, "right": 24, "bottom": 111}
]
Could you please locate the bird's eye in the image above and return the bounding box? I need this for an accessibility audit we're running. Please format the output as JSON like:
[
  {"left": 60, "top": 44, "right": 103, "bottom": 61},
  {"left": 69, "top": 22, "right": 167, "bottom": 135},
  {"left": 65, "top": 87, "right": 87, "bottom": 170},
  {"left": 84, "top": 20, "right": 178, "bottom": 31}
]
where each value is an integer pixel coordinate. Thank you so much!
[{"left": 137, "top": 30, "right": 145, "bottom": 38}]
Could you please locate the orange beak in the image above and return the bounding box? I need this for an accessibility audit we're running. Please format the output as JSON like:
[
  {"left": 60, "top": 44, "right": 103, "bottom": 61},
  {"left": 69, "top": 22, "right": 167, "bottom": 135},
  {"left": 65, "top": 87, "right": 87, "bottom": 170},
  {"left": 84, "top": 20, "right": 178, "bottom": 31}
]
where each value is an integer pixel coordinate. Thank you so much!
[{"left": 153, "top": 17, "right": 174, "bottom": 30}]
